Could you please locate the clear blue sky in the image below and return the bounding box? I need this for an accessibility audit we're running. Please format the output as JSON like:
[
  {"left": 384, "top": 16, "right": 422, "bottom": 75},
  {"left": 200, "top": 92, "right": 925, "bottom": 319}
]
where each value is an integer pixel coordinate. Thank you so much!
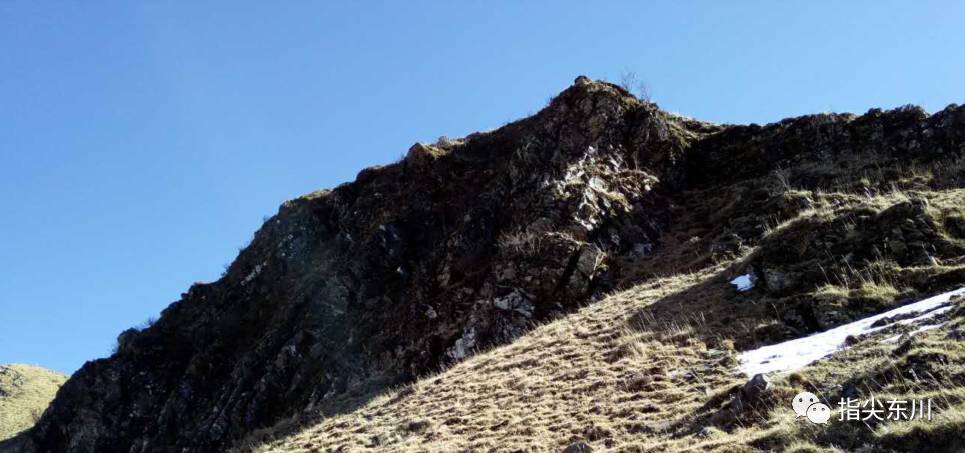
[{"left": 1, "top": 1, "right": 963, "bottom": 374}]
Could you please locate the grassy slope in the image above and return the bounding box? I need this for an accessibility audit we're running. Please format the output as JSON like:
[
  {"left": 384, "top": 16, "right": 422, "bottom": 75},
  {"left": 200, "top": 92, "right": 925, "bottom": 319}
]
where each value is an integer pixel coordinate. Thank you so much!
[
  {"left": 245, "top": 266, "right": 965, "bottom": 452},
  {"left": 244, "top": 268, "right": 738, "bottom": 452},
  {"left": 240, "top": 183, "right": 965, "bottom": 452},
  {"left": 0, "top": 364, "right": 67, "bottom": 441}
]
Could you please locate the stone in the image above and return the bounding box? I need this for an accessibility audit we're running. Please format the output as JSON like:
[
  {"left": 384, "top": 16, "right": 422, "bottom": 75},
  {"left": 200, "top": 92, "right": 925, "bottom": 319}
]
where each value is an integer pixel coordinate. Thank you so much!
[
  {"left": 764, "top": 269, "right": 788, "bottom": 292},
  {"left": 945, "top": 215, "right": 965, "bottom": 239},
  {"left": 405, "top": 142, "right": 446, "bottom": 165},
  {"left": 630, "top": 242, "right": 653, "bottom": 258},
  {"left": 697, "top": 426, "right": 721, "bottom": 437},
  {"left": 840, "top": 382, "right": 859, "bottom": 401},
  {"left": 741, "top": 373, "right": 771, "bottom": 401},
  {"left": 562, "top": 441, "right": 593, "bottom": 453}
]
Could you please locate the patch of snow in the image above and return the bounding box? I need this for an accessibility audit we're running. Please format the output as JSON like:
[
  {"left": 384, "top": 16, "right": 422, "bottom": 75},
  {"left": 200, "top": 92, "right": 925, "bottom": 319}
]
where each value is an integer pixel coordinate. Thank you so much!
[
  {"left": 738, "top": 287, "right": 965, "bottom": 376},
  {"left": 880, "top": 333, "right": 902, "bottom": 344},
  {"left": 912, "top": 323, "right": 945, "bottom": 334},
  {"left": 880, "top": 322, "right": 946, "bottom": 344},
  {"left": 730, "top": 274, "right": 754, "bottom": 292}
]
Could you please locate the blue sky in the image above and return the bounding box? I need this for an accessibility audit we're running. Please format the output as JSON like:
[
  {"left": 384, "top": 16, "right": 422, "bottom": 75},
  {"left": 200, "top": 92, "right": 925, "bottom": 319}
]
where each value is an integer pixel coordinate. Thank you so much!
[{"left": 1, "top": 1, "right": 963, "bottom": 374}]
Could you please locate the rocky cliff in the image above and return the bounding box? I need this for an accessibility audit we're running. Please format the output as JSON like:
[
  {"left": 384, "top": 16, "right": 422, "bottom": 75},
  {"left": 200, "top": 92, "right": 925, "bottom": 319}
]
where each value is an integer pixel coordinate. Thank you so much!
[{"left": 9, "top": 77, "right": 965, "bottom": 452}]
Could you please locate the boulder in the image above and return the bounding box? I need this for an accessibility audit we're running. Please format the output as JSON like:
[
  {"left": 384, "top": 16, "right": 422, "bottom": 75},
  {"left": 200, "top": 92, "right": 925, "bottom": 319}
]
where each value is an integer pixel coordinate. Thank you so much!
[
  {"left": 741, "top": 373, "right": 771, "bottom": 402},
  {"left": 562, "top": 441, "right": 593, "bottom": 453}
]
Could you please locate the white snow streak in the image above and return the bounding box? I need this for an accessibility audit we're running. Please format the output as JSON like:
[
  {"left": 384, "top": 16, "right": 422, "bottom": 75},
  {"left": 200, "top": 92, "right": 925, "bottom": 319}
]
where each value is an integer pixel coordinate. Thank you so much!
[{"left": 738, "top": 287, "right": 965, "bottom": 376}]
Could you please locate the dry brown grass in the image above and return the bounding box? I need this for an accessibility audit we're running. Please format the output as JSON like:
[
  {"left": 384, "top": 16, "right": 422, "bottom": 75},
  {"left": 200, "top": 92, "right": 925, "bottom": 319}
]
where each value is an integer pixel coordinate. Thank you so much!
[
  {"left": 734, "top": 299, "right": 965, "bottom": 452},
  {"left": 240, "top": 262, "right": 965, "bottom": 452},
  {"left": 238, "top": 186, "right": 965, "bottom": 452},
  {"left": 241, "top": 265, "right": 757, "bottom": 452},
  {"left": 0, "top": 364, "right": 67, "bottom": 440}
]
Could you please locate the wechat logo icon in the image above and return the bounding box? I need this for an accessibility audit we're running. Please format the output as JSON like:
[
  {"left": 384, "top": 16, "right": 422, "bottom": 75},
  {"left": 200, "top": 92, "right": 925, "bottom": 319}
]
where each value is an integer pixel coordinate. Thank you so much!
[{"left": 793, "top": 391, "right": 831, "bottom": 424}]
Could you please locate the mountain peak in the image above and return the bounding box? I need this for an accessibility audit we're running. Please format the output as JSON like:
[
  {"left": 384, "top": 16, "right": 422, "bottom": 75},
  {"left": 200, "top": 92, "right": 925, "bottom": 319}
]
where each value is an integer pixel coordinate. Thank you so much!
[{"left": 11, "top": 82, "right": 965, "bottom": 452}]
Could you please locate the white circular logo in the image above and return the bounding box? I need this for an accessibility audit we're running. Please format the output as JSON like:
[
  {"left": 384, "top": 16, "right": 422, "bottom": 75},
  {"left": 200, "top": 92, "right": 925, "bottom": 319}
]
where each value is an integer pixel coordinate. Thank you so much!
[
  {"left": 792, "top": 392, "right": 819, "bottom": 417},
  {"left": 806, "top": 403, "right": 832, "bottom": 424}
]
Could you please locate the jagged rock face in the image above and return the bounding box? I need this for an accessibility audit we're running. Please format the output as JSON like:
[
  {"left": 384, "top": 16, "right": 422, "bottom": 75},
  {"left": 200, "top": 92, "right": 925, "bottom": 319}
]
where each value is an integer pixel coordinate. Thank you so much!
[
  {"left": 19, "top": 80, "right": 706, "bottom": 453},
  {"left": 684, "top": 104, "right": 965, "bottom": 190},
  {"left": 14, "top": 79, "right": 965, "bottom": 453}
]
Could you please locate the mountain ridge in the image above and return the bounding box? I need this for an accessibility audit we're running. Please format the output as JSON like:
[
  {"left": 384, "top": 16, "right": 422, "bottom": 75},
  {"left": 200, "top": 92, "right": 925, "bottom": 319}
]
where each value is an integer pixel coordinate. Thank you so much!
[{"left": 8, "top": 77, "right": 965, "bottom": 452}]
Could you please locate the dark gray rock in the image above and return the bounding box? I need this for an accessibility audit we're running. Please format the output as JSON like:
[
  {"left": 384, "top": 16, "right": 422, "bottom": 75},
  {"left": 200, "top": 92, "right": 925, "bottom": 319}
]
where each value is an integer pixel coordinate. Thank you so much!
[
  {"left": 562, "top": 441, "right": 593, "bottom": 453},
  {"left": 946, "top": 215, "right": 965, "bottom": 239},
  {"left": 22, "top": 79, "right": 700, "bottom": 453},
  {"left": 741, "top": 373, "right": 771, "bottom": 401}
]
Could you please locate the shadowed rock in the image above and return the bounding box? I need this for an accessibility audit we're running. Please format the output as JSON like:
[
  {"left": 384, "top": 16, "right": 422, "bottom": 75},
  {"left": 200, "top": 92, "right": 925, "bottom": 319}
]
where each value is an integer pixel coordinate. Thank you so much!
[{"left": 15, "top": 78, "right": 965, "bottom": 453}]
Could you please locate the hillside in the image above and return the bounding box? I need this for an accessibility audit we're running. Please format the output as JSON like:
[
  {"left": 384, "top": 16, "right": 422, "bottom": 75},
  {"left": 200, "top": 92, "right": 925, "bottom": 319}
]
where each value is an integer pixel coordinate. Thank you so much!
[
  {"left": 246, "top": 268, "right": 965, "bottom": 452},
  {"left": 243, "top": 116, "right": 965, "bottom": 451},
  {"left": 7, "top": 77, "right": 965, "bottom": 452},
  {"left": 0, "top": 365, "right": 66, "bottom": 442}
]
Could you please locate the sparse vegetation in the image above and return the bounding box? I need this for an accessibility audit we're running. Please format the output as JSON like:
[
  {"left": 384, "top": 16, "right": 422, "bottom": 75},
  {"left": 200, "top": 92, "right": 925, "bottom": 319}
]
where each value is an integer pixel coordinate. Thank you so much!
[
  {"left": 0, "top": 364, "right": 67, "bottom": 441},
  {"left": 497, "top": 229, "right": 545, "bottom": 257},
  {"left": 619, "top": 70, "right": 651, "bottom": 102},
  {"left": 241, "top": 268, "right": 965, "bottom": 452},
  {"left": 239, "top": 167, "right": 965, "bottom": 451}
]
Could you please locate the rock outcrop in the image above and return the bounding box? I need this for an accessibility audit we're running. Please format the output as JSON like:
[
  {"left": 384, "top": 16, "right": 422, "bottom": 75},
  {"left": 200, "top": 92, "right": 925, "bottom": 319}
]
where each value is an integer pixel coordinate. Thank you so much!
[{"left": 10, "top": 78, "right": 965, "bottom": 452}]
